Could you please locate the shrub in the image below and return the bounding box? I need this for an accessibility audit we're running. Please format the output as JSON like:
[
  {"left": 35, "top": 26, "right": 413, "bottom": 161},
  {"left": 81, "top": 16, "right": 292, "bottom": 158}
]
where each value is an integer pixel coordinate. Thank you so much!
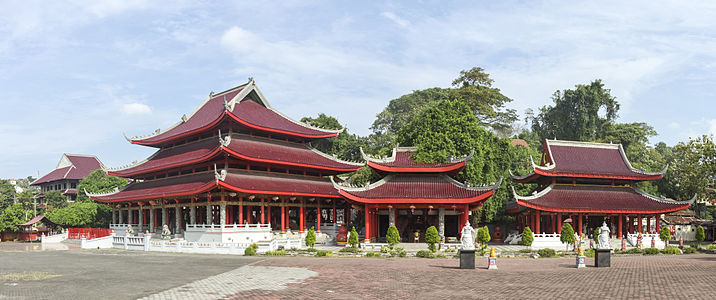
[
  {"left": 593, "top": 227, "right": 600, "bottom": 240},
  {"left": 425, "top": 226, "right": 440, "bottom": 252},
  {"left": 264, "top": 250, "right": 286, "bottom": 256},
  {"left": 339, "top": 247, "right": 362, "bottom": 253},
  {"left": 624, "top": 248, "right": 642, "bottom": 254},
  {"left": 476, "top": 226, "right": 491, "bottom": 249},
  {"left": 244, "top": 243, "right": 259, "bottom": 256},
  {"left": 416, "top": 250, "right": 434, "bottom": 258},
  {"left": 659, "top": 226, "right": 671, "bottom": 244},
  {"left": 643, "top": 248, "right": 659, "bottom": 255},
  {"left": 435, "top": 253, "right": 446, "bottom": 258},
  {"left": 392, "top": 247, "right": 407, "bottom": 257},
  {"left": 305, "top": 227, "right": 316, "bottom": 248},
  {"left": 662, "top": 246, "right": 681, "bottom": 255},
  {"left": 521, "top": 226, "right": 534, "bottom": 246},
  {"left": 537, "top": 248, "right": 556, "bottom": 257},
  {"left": 518, "top": 249, "right": 533, "bottom": 253},
  {"left": 306, "top": 247, "right": 318, "bottom": 252},
  {"left": 584, "top": 249, "right": 595, "bottom": 258},
  {"left": 315, "top": 250, "right": 333, "bottom": 257},
  {"left": 386, "top": 225, "right": 401, "bottom": 247},
  {"left": 365, "top": 251, "right": 381, "bottom": 257},
  {"left": 683, "top": 247, "right": 697, "bottom": 254},
  {"left": 696, "top": 226, "right": 705, "bottom": 246},
  {"left": 560, "top": 224, "right": 575, "bottom": 250},
  {"left": 706, "top": 244, "right": 716, "bottom": 250},
  {"left": 380, "top": 246, "right": 390, "bottom": 253},
  {"left": 349, "top": 226, "right": 359, "bottom": 247}
]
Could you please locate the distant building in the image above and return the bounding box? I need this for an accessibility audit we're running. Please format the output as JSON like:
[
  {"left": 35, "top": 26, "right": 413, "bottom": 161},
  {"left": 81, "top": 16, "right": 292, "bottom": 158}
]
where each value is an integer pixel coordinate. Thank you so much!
[{"left": 31, "top": 154, "right": 105, "bottom": 202}]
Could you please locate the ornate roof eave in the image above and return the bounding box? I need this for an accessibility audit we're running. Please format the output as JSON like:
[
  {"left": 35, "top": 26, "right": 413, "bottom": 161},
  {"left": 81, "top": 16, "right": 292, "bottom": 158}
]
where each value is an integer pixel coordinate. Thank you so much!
[
  {"left": 360, "top": 147, "right": 474, "bottom": 165},
  {"left": 360, "top": 147, "right": 398, "bottom": 164},
  {"left": 509, "top": 169, "right": 537, "bottom": 181},
  {"left": 84, "top": 186, "right": 123, "bottom": 198},
  {"left": 633, "top": 187, "right": 696, "bottom": 205},
  {"left": 531, "top": 155, "right": 555, "bottom": 171},
  {"left": 330, "top": 175, "right": 393, "bottom": 192},
  {"left": 511, "top": 184, "right": 553, "bottom": 201},
  {"left": 444, "top": 176, "right": 502, "bottom": 191},
  {"left": 617, "top": 143, "right": 669, "bottom": 176}
]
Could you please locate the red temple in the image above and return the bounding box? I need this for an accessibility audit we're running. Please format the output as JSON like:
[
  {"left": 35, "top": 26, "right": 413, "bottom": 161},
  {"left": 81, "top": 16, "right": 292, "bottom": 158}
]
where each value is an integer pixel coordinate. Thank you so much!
[
  {"left": 332, "top": 147, "right": 499, "bottom": 243},
  {"left": 89, "top": 79, "right": 364, "bottom": 240},
  {"left": 31, "top": 154, "right": 105, "bottom": 202},
  {"left": 507, "top": 140, "right": 694, "bottom": 240}
]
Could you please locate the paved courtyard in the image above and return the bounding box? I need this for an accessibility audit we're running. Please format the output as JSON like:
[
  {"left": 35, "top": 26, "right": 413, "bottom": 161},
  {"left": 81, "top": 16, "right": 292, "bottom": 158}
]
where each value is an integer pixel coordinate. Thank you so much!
[{"left": 2, "top": 242, "right": 716, "bottom": 299}]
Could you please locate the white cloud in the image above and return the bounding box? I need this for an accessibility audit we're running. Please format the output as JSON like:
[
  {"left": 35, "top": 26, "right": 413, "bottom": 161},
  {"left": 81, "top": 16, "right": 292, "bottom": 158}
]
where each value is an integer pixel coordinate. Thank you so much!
[
  {"left": 668, "top": 122, "right": 680, "bottom": 129},
  {"left": 122, "top": 103, "right": 152, "bottom": 115},
  {"left": 380, "top": 12, "right": 410, "bottom": 28},
  {"left": 220, "top": 26, "right": 258, "bottom": 53}
]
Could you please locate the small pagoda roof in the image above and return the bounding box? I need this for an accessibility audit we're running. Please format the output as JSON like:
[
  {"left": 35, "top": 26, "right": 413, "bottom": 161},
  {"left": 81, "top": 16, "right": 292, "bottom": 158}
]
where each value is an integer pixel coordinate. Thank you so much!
[
  {"left": 511, "top": 140, "right": 667, "bottom": 183},
  {"left": 19, "top": 215, "right": 60, "bottom": 227},
  {"left": 510, "top": 184, "right": 694, "bottom": 214},
  {"left": 90, "top": 169, "right": 341, "bottom": 203},
  {"left": 127, "top": 79, "right": 341, "bottom": 147},
  {"left": 360, "top": 147, "right": 473, "bottom": 174},
  {"left": 332, "top": 174, "right": 500, "bottom": 204},
  {"left": 108, "top": 133, "right": 363, "bottom": 177},
  {"left": 32, "top": 154, "right": 104, "bottom": 185}
]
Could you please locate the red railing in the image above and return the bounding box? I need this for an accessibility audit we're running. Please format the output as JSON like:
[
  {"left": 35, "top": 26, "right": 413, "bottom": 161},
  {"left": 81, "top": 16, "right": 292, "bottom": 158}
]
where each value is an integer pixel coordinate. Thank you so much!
[{"left": 68, "top": 228, "right": 112, "bottom": 240}]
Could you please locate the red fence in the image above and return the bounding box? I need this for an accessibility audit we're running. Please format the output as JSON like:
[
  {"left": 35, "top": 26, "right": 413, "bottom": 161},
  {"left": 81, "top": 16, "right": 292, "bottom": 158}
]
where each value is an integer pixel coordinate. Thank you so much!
[{"left": 68, "top": 228, "right": 112, "bottom": 240}]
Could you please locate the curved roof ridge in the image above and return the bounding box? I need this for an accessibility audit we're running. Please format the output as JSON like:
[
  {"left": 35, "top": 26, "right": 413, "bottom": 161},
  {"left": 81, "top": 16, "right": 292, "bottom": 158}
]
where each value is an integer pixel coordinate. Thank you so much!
[
  {"left": 308, "top": 146, "right": 365, "bottom": 167},
  {"left": 443, "top": 175, "right": 502, "bottom": 191},
  {"left": 360, "top": 147, "right": 398, "bottom": 164},
  {"left": 83, "top": 186, "right": 123, "bottom": 197},
  {"left": 107, "top": 136, "right": 221, "bottom": 173},
  {"left": 511, "top": 184, "right": 554, "bottom": 201},
  {"left": 330, "top": 175, "right": 393, "bottom": 191},
  {"left": 617, "top": 143, "right": 668, "bottom": 176},
  {"left": 633, "top": 187, "right": 696, "bottom": 205},
  {"left": 361, "top": 147, "right": 474, "bottom": 165}
]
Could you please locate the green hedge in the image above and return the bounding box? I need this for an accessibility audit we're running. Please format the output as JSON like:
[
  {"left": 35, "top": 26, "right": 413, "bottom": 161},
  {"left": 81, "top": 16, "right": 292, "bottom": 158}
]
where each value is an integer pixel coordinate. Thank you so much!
[
  {"left": 338, "top": 247, "right": 362, "bottom": 253},
  {"left": 537, "top": 248, "right": 556, "bottom": 257},
  {"left": 315, "top": 250, "right": 333, "bottom": 257},
  {"left": 643, "top": 248, "right": 659, "bottom": 255},
  {"left": 416, "top": 250, "right": 434, "bottom": 258},
  {"left": 662, "top": 246, "right": 681, "bottom": 255}
]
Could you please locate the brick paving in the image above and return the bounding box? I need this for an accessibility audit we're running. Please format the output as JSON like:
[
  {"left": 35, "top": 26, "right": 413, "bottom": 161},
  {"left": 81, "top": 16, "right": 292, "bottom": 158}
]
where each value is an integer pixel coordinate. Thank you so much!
[{"left": 228, "top": 254, "right": 716, "bottom": 299}]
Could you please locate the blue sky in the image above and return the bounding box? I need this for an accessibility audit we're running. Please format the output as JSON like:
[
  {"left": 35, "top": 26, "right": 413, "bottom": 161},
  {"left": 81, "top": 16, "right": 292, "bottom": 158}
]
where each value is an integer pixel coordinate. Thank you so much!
[{"left": 2, "top": 1, "right": 716, "bottom": 179}]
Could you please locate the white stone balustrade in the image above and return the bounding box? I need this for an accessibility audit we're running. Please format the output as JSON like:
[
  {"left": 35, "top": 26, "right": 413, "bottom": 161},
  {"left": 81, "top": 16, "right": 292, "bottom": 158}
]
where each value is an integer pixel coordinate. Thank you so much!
[{"left": 184, "top": 223, "right": 272, "bottom": 243}]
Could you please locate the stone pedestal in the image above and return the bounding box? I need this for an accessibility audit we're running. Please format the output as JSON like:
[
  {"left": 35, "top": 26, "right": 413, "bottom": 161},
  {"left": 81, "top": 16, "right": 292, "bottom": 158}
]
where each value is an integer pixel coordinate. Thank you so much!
[
  {"left": 460, "top": 250, "right": 475, "bottom": 269},
  {"left": 487, "top": 257, "right": 497, "bottom": 270},
  {"left": 595, "top": 248, "right": 611, "bottom": 267},
  {"left": 576, "top": 256, "right": 586, "bottom": 268}
]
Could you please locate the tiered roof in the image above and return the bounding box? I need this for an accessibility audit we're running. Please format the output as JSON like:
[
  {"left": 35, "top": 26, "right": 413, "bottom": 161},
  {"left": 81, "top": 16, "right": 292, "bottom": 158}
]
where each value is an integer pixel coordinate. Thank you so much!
[
  {"left": 509, "top": 140, "right": 692, "bottom": 215},
  {"left": 511, "top": 140, "right": 667, "bottom": 183},
  {"left": 32, "top": 154, "right": 104, "bottom": 185},
  {"left": 92, "top": 79, "right": 359, "bottom": 204},
  {"left": 126, "top": 79, "right": 341, "bottom": 147},
  {"left": 336, "top": 147, "right": 499, "bottom": 206}
]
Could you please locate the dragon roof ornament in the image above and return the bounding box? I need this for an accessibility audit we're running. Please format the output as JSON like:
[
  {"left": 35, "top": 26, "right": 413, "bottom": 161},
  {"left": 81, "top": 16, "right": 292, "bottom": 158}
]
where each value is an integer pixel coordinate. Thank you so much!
[{"left": 214, "top": 164, "right": 227, "bottom": 181}]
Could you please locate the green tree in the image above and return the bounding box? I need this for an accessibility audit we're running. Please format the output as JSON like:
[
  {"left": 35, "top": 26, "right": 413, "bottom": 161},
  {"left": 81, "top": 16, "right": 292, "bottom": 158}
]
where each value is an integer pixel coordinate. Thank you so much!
[
  {"left": 521, "top": 226, "right": 534, "bottom": 246},
  {"left": 695, "top": 225, "right": 705, "bottom": 247},
  {"left": 0, "top": 203, "right": 28, "bottom": 232},
  {"left": 395, "top": 98, "right": 538, "bottom": 223},
  {"left": 76, "top": 169, "right": 127, "bottom": 203},
  {"left": 560, "top": 223, "right": 575, "bottom": 250},
  {"left": 349, "top": 226, "right": 359, "bottom": 247},
  {"left": 44, "top": 190, "right": 67, "bottom": 209},
  {"left": 532, "top": 80, "right": 619, "bottom": 142},
  {"left": 0, "top": 179, "right": 16, "bottom": 210},
  {"left": 425, "top": 226, "right": 440, "bottom": 252},
  {"left": 386, "top": 225, "right": 401, "bottom": 248},
  {"left": 659, "top": 226, "right": 671, "bottom": 246},
  {"left": 45, "top": 202, "right": 111, "bottom": 228},
  {"left": 305, "top": 226, "right": 316, "bottom": 248},
  {"left": 301, "top": 114, "right": 367, "bottom": 162},
  {"left": 476, "top": 225, "right": 491, "bottom": 249},
  {"left": 670, "top": 136, "right": 716, "bottom": 218}
]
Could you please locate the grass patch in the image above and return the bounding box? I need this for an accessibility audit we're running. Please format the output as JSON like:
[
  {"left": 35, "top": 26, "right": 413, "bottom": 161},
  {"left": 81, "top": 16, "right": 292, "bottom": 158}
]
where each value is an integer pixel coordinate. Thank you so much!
[
  {"left": 643, "top": 248, "right": 659, "bottom": 255},
  {"left": 537, "top": 248, "right": 556, "bottom": 257},
  {"left": 365, "top": 251, "right": 382, "bottom": 257},
  {"left": 1, "top": 271, "right": 61, "bottom": 281},
  {"left": 518, "top": 249, "right": 533, "bottom": 253},
  {"left": 416, "top": 250, "right": 434, "bottom": 258},
  {"left": 662, "top": 246, "right": 681, "bottom": 255},
  {"left": 264, "top": 250, "right": 287, "bottom": 256},
  {"left": 584, "top": 249, "right": 595, "bottom": 258},
  {"left": 683, "top": 247, "right": 697, "bottom": 254},
  {"left": 338, "top": 247, "right": 362, "bottom": 253},
  {"left": 315, "top": 250, "right": 333, "bottom": 257}
]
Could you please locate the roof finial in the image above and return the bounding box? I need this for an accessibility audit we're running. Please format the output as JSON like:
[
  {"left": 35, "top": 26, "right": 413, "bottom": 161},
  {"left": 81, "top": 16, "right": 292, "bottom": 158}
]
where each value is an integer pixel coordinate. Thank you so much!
[{"left": 248, "top": 77, "right": 254, "bottom": 83}]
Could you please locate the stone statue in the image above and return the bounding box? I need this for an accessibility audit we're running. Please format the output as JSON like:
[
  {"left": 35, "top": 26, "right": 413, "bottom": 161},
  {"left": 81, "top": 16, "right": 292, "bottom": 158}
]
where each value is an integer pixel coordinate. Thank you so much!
[
  {"left": 460, "top": 220, "right": 476, "bottom": 251},
  {"left": 161, "top": 225, "right": 172, "bottom": 240},
  {"left": 125, "top": 225, "right": 135, "bottom": 237},
  {"left": 597, "top": 221, "right": 611, "bottom": 249}
]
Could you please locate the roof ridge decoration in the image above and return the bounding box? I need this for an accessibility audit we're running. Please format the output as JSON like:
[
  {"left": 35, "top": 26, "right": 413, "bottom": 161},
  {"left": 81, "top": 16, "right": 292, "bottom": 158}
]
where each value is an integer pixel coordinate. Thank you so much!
[
  {"left": 214, "top": 164, "right": 227, "bottom": 182},
  {"left": 308, "top": 146, "right": 365, "bottom": 167},
  {"left": 512, "top": 183, "right": 696, "bottom": 205},
  {"left": 330, "top": 175, "right": 393, "bottom": 191},
  {"left": 83, "top": 187, "right": 122, "bottom": 197},
  {"left": 127, "top": 80, "right": 253, "bottom": 142},
  {"left": 443, "top": 175, "right": 502, "bottom": 191},
  {"left": 106, "top": 148, "right": 162, "bottom": 172},
  {"left": 218, "top": 129, "right": 232, "bottom": 147},
  {"left": 633, "top": 187, "right": 696, "bottom": 205},
  {"left": 360, "top": 147, "right": 474, "bottom": 164}
]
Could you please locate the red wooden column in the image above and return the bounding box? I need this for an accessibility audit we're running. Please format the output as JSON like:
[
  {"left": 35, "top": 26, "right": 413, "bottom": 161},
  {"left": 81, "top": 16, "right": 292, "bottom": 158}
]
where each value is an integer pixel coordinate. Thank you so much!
[
  {"left": 299, "top": 200, "right": 305, "bottom": 233},
  {"left": 577, "top": 213, "right": 583, "bottom": 236},
  {"left": 646, "top": 215, "right": 651, "bottom": 233},
  {"left": 557, "top": 212, "right": 562, "bottom": 234},
  {"left": 280, "top": 198, "right": 286, "bottom": 234},
  {"left": 618, "top": 214, "right": 623, "bottom": 238},
  {"left": 316, "top": 204, "right": 322, "bottom": 233},
  {"left": 344, "top": 206, "right": 351, "bottom": 225},
  {"left": 535, "top": 210, "right": 541, "bottom": 234},
  {"left": 332, "top": 203, "right": 337, "bottom": 224},
  {"left": 364, "top": 205, "right": 371, "bottom": 242},
  {"left": 530, "top": 210, "right": 535, "bottom": 230},
  {"left": 260, "top": 198, "right": 265, "bottom": 224},
  {"left": 551, "top": 214, "right": 556, "bottom": 233},
  {"left": 655, "top": 214, "right": 660, "bottom": 234},
  {"left": 637, "top": 214, "right": 643, "bottom": 233},
  {"left": 238, "top": 198, "right": 243, "bottom": 225},
  {"left": 267, "top": 203, "right": 272, "bottom": 227}
]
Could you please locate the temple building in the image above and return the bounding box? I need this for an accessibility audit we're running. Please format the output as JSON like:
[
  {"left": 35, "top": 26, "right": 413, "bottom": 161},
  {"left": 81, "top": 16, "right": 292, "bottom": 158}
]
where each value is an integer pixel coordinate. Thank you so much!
[
  {"left": 507, "top": 139, "right": 694, "bottom": 246},
  {"left": 32, "top": 154, "right": 105, "bottom": 202},
  {"left": 88, "top": 79, "right": 364, "bottom": 242},
  {"left": 332, "top": 147, "right": 500, "bottom": 243}
]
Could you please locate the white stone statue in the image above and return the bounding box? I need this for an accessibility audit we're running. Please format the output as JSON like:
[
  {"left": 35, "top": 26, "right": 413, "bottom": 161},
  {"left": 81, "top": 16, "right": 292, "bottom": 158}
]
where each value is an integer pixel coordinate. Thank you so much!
[
  {"left": 460, "top": 220, "right": 476, "bottom": 251},
  {"left": 161, "top": 225, "right": 172, "bottom": 240},
  {"left": 125, "top": 224, "right": 135, "bottom": 237},
  {"left": 597, "top": 221, "right": 611, "bottom": 249}
]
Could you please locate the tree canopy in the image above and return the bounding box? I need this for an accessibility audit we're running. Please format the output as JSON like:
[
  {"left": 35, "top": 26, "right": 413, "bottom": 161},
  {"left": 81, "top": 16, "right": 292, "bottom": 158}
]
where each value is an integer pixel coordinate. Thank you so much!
[
  {"left": 301, "top": 113, "right": 366, "bottom": 162},
  {"left": 45, "top": 201, "right": 111, "bottom": 228},
  {"left": 76, "top": 169, "right": 128, "bottom": 203},
  {"left": 0, "top": 203, "right": 28, "bottom": 233}
]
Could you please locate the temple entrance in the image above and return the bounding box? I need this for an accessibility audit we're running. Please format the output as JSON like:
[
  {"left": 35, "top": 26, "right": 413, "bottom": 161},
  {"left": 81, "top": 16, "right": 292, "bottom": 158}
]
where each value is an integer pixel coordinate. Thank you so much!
[
  {"left": 396, "top": 211, "right": 439, "bottom": 243},
  {"left": 377, "top": 215, "right": 389, "bottom": 240},
  {"left": 444, "top": 215, "right": 459, "bottom": 240}
]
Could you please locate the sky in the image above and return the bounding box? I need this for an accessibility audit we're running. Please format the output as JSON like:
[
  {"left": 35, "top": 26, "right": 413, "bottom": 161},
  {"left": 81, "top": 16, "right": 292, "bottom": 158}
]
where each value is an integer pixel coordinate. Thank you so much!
[{"left": 1, "top": 0, "right": 716, "bottom": 179}]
